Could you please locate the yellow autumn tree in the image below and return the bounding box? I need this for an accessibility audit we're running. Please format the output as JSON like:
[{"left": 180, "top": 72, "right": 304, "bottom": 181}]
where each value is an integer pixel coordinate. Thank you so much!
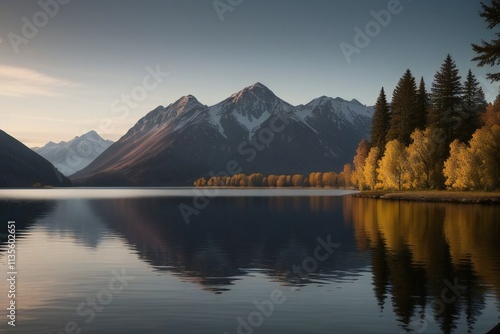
[
  {"left": 267, "top": 175, "right": 278, "bottom": 187},
  {"left": 352, "top": 139, "right": 370, "bottom": 190},
  {"left": 470, "top": 125, "right": 500, "bottom": 190},
  {"left": 444, "top": 125, "right": 500, "bottom": 190},
  {"left": 248, "top": 173, "right": 264, "bottom": 187},
  {"left": 342, "top": 164, "right": 353, "bottom": 188},
  {"left": 363, "top": 147, "right": 380, "bottom": 190},
  {"left": 443, "top": 140, "right": 476, "bottom": 190},
  {"left": 276, "top": 175, "right": 287, "bottom": 187},
  {"left": 406, "top": 128, "right": 443, "bottom": 189},
  {"left": 194, "top": 178, "right": 207, "bottom": 187},
  {"left": 377, "top": 140, "right": 410, "bottom": 190},
  {"left": 292, "top": 174, "right": 305, "bottom": 187}
]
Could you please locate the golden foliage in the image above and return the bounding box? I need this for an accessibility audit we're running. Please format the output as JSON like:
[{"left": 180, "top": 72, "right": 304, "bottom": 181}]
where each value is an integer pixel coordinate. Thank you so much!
[
  {"left": 444, "top": 125, "right": 500, "bottom": 190},
  {"left": 377, "top": 140, "right": 410, "bottom": 190},
  {"left": 362, "top": 147, "right": 380, "bottom": 190}
]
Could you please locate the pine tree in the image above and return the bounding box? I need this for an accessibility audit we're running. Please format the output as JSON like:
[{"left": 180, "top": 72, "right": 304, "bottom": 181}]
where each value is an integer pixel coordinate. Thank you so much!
[
  {"left": 483, "top": 93, "right": 500, "bottom": 127},
  {"left": 459, "top": 70, "right": 487, "bottom": 142},
  {"left": 415, "top": 77, "right": 429, "bottom": 130},
  {"left": 429, "top": 54, "right": 463, "bottom": 146},
  {"left": 472, "top": 0, "right": 500, "bottom": 82},
  {"left": 386, "top": 70, "right": 418, "bottom": 146},
  {"left": 371, "top": 87, "right": 391, "bottom": 151}
]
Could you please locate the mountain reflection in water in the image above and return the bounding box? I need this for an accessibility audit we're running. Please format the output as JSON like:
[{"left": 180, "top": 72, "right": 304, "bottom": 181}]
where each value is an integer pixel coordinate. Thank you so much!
[{"left": 0, "top": 193, "right": 498, "bottom": 334}]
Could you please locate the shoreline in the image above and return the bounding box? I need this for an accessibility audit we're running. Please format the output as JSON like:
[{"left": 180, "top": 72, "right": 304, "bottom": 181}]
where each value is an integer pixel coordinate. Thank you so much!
[{"left": 352, "top": 190, "right": 500, "bottom": 204}]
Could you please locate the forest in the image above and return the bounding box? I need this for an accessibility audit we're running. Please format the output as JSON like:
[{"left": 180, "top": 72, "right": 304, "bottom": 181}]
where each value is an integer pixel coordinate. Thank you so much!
[
  {"left": 349, "top": 55, "right": 499, "bottom": 191},
  {"left": 195, "top": 55, "right": 499, "bottom": 191},
  {"left": 195, "top": 2, "right": 500, "bottom": 191}
]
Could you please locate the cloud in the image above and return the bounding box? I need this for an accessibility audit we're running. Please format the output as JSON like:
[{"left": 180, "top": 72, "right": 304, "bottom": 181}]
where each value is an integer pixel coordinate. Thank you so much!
[
  {"left": 0, "top": 113, "right": 97, "bottom": 124},
  {"left": 0, "top": 65, "right": 78, "bottom": 98}
]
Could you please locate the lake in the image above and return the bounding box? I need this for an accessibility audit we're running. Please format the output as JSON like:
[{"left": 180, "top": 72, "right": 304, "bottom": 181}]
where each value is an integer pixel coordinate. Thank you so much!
[{"left": 0, "top": 189, "right": 499, "bottom": 334}]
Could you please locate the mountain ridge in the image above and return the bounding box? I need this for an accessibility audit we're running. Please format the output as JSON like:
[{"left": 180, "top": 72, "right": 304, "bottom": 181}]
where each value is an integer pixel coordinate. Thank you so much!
[
  {"left": 0, "top": 130, "right": 71, "bottom": 187},
  {"left": 71, "top": 83, "right": 373, "bottom": 186},
  {"left": 33, "top": 131, "right": 114, "bottom": 176}
]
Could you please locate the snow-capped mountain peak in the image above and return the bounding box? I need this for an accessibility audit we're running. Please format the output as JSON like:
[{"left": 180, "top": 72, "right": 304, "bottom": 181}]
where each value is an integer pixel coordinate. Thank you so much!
[
  {"left": 229, "top": 82, "right": 276, "bottom": 102},
  {"left": 33, "top": 131, "right": 114, "bottom": 176},
  {"left": 297, "top": 96, "right": 374, "bottom": 124},
  {"left": 71, "top": 83, "right": 374, "bottom": 186},
  {"left": 127, "top": 95, "right": 205, "bottom": 135},
  {"left": 173, "top": 95, "right": 203, "bottom": 111},
  {"left": 210, "top": 82, "right": 294, "bottom": 136},
  {"left": 78, "top": 130, "right": 108, "bottom": 143}
]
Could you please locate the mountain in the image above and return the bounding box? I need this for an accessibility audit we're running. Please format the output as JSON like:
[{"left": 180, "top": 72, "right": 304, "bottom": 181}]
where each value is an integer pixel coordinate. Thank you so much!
[
  {"left": 0, "top": 130, "right": 70, "bottom": 187},
  {"left": 71, "top": 83, "right": 373, "bottom": 186},
  {"left": 33, "top": 131, "right": 114, "bottom": 176}
]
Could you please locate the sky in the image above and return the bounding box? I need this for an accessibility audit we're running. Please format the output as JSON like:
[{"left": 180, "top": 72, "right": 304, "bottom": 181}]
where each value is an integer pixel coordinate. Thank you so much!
[{"left": 0, "top": 0, "right": 498, "bottom": 147}]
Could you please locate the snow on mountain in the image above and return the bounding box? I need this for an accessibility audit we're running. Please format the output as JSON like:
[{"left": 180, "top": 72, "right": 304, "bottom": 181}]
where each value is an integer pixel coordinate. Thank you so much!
[
  {"left": 34, "top": 131, "right": 114, "bottom": 176},
  {"left": 122, "top": 95, "right": 209, "bottom": 140},
  {"left": 71, "top": 83, "right": 374, "bottom": 186},
  {"left": 0, "top": 130, "right": 70, "bottom": 187},
  {"left": 297, "top": 96, "right": 374, "bottom": 124},
  {"left": 209, "top": 82, "right": 296, "bottom": 137}
]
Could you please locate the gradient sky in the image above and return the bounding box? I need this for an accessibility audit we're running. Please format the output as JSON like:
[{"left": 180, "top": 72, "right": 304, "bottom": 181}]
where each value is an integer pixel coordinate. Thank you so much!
[{"left": 0, "top": 0, "right": 497, "bottom": 146}]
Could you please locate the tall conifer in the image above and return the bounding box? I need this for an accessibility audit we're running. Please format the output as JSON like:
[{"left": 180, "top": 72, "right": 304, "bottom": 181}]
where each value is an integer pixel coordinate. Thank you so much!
[
  {"left": 371, "top": 87, "right": 391, "bottom": 152},
  {"left": 460, "top": 70, "right": 487, "bottom": 142},
  {"left": 415, "top": 77, "right": 429, "bottom": 130},
  {"left": 429, "top": 54, "right": 463, "bottom": 146},
  {"left": 386, "top": 69, "right": 418, "bottom": 146}
]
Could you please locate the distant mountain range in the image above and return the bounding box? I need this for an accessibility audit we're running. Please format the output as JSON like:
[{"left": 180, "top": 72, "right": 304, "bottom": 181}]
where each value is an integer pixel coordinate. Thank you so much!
[
  {"left": 71, "top": 83, "right": 373, "bottom": 186},
  {"left": 0, "top": 130, "right": 70, "bottom": 187},
  {"left": 33, "top": 131, "right": 114, "bottom": 176}
]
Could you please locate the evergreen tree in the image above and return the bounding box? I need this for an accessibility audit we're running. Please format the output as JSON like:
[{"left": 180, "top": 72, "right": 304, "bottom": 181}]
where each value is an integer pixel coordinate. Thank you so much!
[
  {"left": 459, "top": 70, "right": 487, "bottom": 142},
  {"left": 472, "top": 0, "right": 500, "bottom": 82},
  {"left": 386, "top": 70, "right": 418, "bottom": 146},
  {"left": 429, "top": 54, "right": 463, "bottom": 146},
  {"left": 483, "top": 92, "right": 500, "bottom": 127},
  {"left": 415, "top": 77, "right": 429, "bottom": 130},
  {"left": 371, "top": 87, "right": 391, "bottom": 151}
]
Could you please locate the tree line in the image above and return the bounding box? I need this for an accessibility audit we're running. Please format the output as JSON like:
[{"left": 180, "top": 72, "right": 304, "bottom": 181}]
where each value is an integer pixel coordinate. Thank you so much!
[
  {"left": 349, "top": 54, "right": 499, "bottom": 191},
  {"left": 194, "top": 172, "right": 348, "bottom": 188},
  {"left": 195, "top": 53, "right": 499, "bottom": 191},
  {"left": 348, "top": 0, "right": 500, "bottom": 192},
  {"left": 196, "top": 2, "right": 500, "bottom": 191}
]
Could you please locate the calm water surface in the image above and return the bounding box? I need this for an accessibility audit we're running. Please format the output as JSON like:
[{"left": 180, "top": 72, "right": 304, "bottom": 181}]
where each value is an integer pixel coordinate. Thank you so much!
[{"left": 0, "top": 189, "right": 499, "bottom": 334}]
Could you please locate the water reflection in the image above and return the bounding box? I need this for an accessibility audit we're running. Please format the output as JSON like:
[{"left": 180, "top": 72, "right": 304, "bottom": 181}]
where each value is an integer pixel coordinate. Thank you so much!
[
  {"left": 0, "top": 194, "right": 498, "bottom": 333},
  {"left": 90, "top": 196, "right": 367, "bottom": 293},
  {"left": 35, "top": 200, "right": 112, "bottom": 248},
  {"left": 0, "top": 200, "right": 54, "bottom": 248},
  {"left": 344, "top": 197, "right": 500, "bottom": 333}
]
